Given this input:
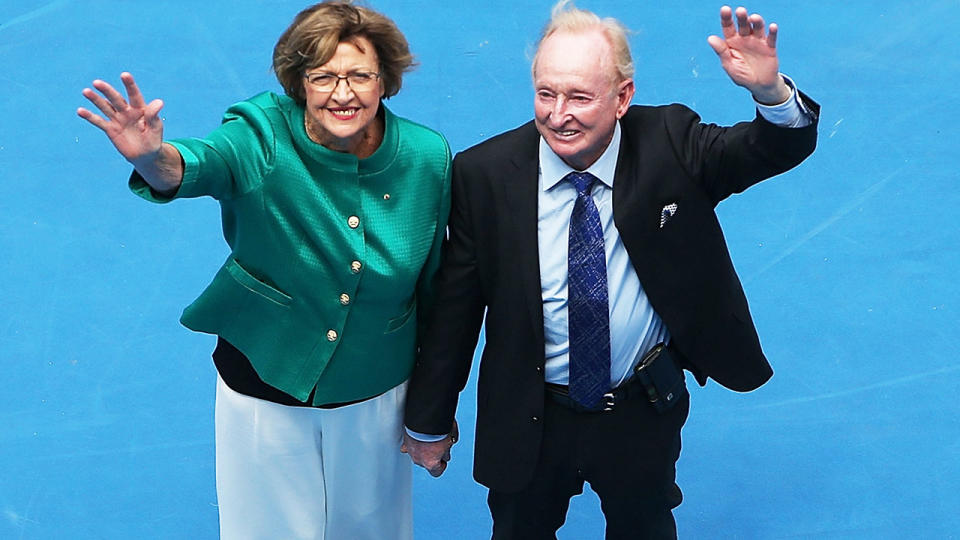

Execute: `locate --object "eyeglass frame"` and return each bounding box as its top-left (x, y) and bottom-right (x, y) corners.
top-left (303, 70), bottom-right (382, 92)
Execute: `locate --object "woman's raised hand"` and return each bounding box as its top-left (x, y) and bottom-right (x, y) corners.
top-left (78, 72), bottom-right (182, 193)
top-left (77, 72), bottom-right (166, 165)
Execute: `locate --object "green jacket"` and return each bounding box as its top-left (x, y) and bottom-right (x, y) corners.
top-left (131, 92), bottom-right (451, 404)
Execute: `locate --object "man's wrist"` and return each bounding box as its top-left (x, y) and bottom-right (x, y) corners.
top-left (754, 74), bottom-right (813, 128)
top-left (751, 74), bottom-right (792, 106)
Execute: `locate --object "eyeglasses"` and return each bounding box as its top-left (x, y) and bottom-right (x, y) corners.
top-left (304, 71), bottom-right (381, 92)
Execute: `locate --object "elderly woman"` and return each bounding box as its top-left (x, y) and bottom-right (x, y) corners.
top-left (77, 2), bottom-right (450, 538)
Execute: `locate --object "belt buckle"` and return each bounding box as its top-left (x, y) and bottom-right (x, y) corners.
top-left (601, 391), bottom-right (616, 412)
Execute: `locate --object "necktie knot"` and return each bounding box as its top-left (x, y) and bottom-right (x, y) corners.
top-left (565, 171), bottom-right (598, 197)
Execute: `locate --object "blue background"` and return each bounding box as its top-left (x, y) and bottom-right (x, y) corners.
top-left (1, 1), bottom-right (957, 538)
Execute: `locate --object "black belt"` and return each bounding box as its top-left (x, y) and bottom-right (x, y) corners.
top-left (545, 376), bottom-right (649, 412)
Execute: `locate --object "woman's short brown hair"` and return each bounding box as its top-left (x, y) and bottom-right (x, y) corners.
top-left (273, 1), bottom-right (414, 105)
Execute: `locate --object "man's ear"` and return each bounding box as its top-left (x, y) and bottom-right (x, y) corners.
top-left (616, 78), bottom-right (635, 119)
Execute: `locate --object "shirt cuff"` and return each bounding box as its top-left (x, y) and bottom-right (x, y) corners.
top-left (755, 74), bottom-right (814, 128)
top-left (405, 427), bottom-right (448, 443)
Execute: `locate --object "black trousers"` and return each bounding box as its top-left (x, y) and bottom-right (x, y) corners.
top-left (487, 380), bottom-right (689, 540)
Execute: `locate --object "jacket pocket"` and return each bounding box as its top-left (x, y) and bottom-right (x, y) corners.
top-left (224, 258), bottom-right (292, 306)
top-left (385, 298), bottom-right (417, 334)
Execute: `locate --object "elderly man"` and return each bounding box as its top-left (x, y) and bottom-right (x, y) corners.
top-left (403, 2), bottom-right (818, 538)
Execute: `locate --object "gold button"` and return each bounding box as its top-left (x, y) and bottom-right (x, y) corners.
top-left (383, 193), bottom-right (391, 200)
top-left (326, 330), bottom-right (338, 342)
top-left (339, 293), bottom-right (351, 306)
top-left (348, 216), bottom-right (360, 228)
top-left (350, 261), bottom-right (362, 274)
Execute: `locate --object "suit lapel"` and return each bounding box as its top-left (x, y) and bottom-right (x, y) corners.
top-left (612, 114), bottom-right (658, 238)
top-left (499, 128), bottom-right (546, 348)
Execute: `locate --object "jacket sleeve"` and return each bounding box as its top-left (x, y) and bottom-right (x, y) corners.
top-left (404, 151), bottom-right (487, 436)
top-left (129, 97), bottom-right (278, 203)
top-left (663, 91), bottom-right (820, 206)
top-left (414, 140), bottom-right (453, 345)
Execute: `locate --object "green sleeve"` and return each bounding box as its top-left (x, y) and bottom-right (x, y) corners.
top-left (415, 140), bottom-right (453, 344)
top-left (129, 96), bottom-right (278, 203)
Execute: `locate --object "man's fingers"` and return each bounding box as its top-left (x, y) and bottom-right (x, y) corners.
top-left (719, 5), bottom-right (736, 38)
top-left (720, 6), bottom-right (777, 45)
top-left (428, 461), bottom-right (447, 477)
top-left (707, 35), bottom-right (728, 57)
top-left (766, 23), bottom-right (778, 48)
top-left (735, 7), bottom-right (750, 36)
top-left (749, 14), bottom-right (765, 37)
top-left (402, 435), bottom-right (454, 477)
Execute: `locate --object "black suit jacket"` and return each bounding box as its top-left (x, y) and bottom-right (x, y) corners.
top-left (406, 98), bottom-right (820, 492)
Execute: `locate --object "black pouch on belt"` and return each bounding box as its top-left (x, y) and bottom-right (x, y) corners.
top-left (633, 343), bottom-right (687, 413)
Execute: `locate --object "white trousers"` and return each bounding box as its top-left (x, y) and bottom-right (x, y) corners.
top-left (214, 375), bottom-right (412, 540)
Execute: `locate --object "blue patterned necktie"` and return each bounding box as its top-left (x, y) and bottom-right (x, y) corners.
top-left (565, 171), bottom-right (611, 408)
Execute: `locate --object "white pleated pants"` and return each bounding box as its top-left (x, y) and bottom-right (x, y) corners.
top-left (214, 375), bottom-right (412, 540)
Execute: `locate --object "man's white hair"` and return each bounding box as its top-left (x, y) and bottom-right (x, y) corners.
top-left (532, 0), bottom-right (635, 82)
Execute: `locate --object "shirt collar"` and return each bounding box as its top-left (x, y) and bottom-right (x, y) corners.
top-left (539, 120), bottom-right (621, 192)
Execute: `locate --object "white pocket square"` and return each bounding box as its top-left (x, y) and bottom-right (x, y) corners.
top-left (660, 203), bottom-right (678, 228)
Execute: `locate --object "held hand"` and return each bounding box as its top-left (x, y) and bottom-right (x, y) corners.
top-left (77, 72), bottom-right (165, 167)
top-left (401, 420), bottom-right (459, 478)
top-left (707, 6), bottom-right (791, 105)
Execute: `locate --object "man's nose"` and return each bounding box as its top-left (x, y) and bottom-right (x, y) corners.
top-left (550, 96), bottom-right (569, 123)
top-left (553, 95), bottom-right (568, 116)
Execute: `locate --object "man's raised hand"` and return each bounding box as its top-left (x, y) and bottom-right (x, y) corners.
top-left (707, 6), bottom-right (791, 105)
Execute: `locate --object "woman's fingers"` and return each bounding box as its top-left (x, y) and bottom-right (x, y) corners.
top-left (121, 72), bottom-right (147, 109)
top-left (79, 74), bottom-right (162, 132)
top-left (92, 78), bottom-right (131, 114)
top-left (81, 86), bottom-right (120, 119)
top-left (76, 106), bottom-right (110, 132)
